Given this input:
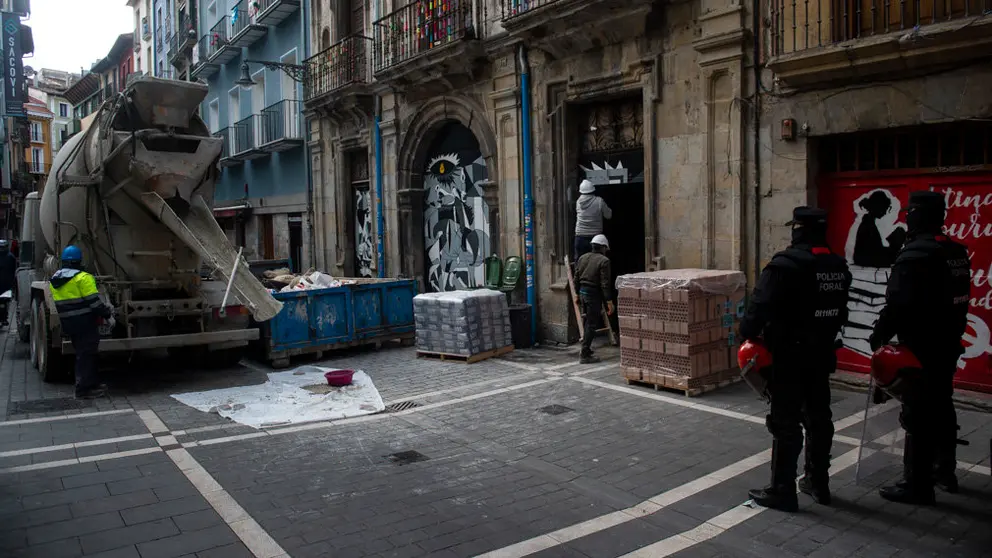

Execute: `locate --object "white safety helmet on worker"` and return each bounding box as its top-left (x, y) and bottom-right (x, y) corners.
top-left (579, 179), bottom-right (596, 195)
top-left (591, 234), bottom-right (610, 250)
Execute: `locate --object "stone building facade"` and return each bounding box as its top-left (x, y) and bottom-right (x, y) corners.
top-left (303, 0), bottom-right (992, 360)
top-left (305, 0), bottom-right (753, 342)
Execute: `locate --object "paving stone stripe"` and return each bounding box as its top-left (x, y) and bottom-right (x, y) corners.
top-left (0, 447), bottom-right (163, 474)
top-left (0, 434), bottom-right (154, 458)
top-left (474, 408), bottom-right (868, 558)
top-left (618, 434), bottom-right (893, 558)
top-left (135, 409), bottom-right (288, 558)
top-left (0, 409), bottom-right (135, 426)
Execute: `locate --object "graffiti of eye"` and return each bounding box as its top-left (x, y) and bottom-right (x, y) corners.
top-left (428, 153), bottom-right (460, 175)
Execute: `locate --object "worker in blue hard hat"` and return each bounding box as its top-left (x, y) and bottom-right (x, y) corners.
top-left (49, 245), bottom-right (115, 399)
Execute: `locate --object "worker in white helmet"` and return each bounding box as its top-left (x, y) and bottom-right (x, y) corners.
top-left (574, 234), bottom-right (614, 363)
top-left (574, 179), bottom-right (612, 261)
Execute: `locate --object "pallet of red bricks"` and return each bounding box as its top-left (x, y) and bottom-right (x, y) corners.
top-left (616, 269), bottom-right (747, 396)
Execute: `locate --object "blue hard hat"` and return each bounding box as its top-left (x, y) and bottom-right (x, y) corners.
top-left (61, 245), bottom-right (82, 263)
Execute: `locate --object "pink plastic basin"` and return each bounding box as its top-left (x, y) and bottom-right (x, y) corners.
top-left (324, 369), bottom-right (355, 386)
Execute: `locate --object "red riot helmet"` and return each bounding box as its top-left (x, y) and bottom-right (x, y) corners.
top-left (870, 345), bottom-right (922, 402)
top-left (738, 340), bottom-right (773, 372)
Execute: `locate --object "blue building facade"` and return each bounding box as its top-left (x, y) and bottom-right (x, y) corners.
top-left (193, 0), bottom-right (309, 270)
top-left (153, 0), bottom-right (173, 77)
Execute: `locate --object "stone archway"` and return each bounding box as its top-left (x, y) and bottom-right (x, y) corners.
top-left (395, 96), bottom-right (500, 290)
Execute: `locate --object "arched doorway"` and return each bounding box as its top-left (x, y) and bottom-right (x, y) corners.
top-left (421, 122), bottom-right (491, 292)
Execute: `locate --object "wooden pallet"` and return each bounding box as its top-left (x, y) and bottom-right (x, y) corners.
top-left (416, 345), bottom-right (515, 364)
top-left (622, 366), bottom-right (742, 397)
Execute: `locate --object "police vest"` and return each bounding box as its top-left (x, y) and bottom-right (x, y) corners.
top-left (768, 245), bottom-right (851, 346)
top-left (896, 233), bottom-right (971, 343)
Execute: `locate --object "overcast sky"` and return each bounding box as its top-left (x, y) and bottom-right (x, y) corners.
top-left (22, 0), bottom-right (133, 74)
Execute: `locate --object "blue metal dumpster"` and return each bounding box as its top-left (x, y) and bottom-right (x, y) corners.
top-left (256, 278), bottom-right (416, 367)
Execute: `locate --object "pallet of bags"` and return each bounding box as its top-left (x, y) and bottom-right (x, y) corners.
top-left (414, 290), bottom-right (514, 363)
top-left (616, 269), bottom-right (747, 396)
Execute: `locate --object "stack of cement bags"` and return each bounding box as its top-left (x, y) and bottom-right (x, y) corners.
top-left (414, 290), bottom-right (513, 356)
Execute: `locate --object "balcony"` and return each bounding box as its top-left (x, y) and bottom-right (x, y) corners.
top-left (27, 161), bottom-right (51, 175)
top-left (254, 0), bottom-right (300, 27)
top-left (169, 14), bottom-right (196, 66)
top-left (30, 129), bottom-right (43, 143)
top-left (229, 2), bottom-right (267, 49)
top-left (155, 25), bottom-right (164, 51)
top-left (373, 0), bottom-right (483, 93)
top-left (232, 115), bottom-right (267, 161)
top-left (303, 34), bottom-right (372, 105)
top-left (769, 0), bottom-right (992, 89)
top-left (207, 16), bottom-right (238, 65)
top-left (215, 127), bottom-right (240, 167)
top-left (258, 100), bottom-right (304, 152)
top-left (142, 17), bottom-right (151, 39)
top-left (498, 0), bottom-right (654, 59)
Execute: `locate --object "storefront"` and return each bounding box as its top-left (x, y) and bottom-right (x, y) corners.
top-left (817, 122), bottom-right (992, 393)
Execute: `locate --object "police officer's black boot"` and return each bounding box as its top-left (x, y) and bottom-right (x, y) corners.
top-left (934, 426), bottom-right (959, 493)
top-left (879, 434), bottom-right (936, 505)
top-left (748, 441), bottom-right (799, 512)
top-left (798, 444), bottom-right (831, 505)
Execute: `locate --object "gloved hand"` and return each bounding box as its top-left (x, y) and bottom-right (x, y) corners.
top-left (606, 301), bottom-right (615, 316)
top-left (868, 333), bottom-right (883, 352)
top-left (106, 316), bottom-right (116, 330)
top-left (871, 384), bottom-right (891, 405)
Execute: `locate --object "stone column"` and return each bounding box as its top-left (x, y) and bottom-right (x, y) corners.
top-left (396, 188), bottom-right (423, 290)
top-left (476, 178), bottom-right (500, 257)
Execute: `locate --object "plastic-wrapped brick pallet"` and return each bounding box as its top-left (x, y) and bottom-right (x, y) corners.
top-left (616, 269), bottom-right (747, 394)
top-left (414, 289), bottom-right (513, 357)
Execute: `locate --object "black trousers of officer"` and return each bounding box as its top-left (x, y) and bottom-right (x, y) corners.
top-left (579, 289), bottom-right (602, 357)
top-left (899, 349), bottom-right (958, 487)
top-left (63, 316), bottom-right (102, 394)
top-left (766, 347), bottom-right (835, 484)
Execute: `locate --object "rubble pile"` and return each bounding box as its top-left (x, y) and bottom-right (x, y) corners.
top-left (414, 290), bottom-right (513, 357)
top-left (261, 268), bottom-right (356, 293)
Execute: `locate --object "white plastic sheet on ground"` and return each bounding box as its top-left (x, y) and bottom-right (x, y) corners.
top-left (171, 366), bottom-right (385, 429)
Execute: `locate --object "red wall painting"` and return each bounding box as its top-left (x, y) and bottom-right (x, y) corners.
top-left (819, 173), bottom-right (992, 394)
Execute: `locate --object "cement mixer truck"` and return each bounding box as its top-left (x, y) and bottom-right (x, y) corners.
top-left (15, 76), bottom-right (283, 382)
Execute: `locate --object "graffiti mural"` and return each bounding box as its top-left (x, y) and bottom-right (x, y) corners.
top-left (421, 123), bottom-right (490, 292)
top-left (354, 187), bottom-right (374, 278)
top-left (822, 177), bottom-right (992, 393)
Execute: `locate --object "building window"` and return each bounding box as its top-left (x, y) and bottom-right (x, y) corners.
top-left (30, 122), bottom-right (42, 143)
top-left (59, 103), bottom-right (68, 117)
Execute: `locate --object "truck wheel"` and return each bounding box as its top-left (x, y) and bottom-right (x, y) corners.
top-left (33, 299), bottom-right (67, 383)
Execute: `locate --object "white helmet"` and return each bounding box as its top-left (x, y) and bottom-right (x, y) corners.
top-left (591, 234), bottom-right (609, 250)
top-left (579, 179), bottom-right (596, 194)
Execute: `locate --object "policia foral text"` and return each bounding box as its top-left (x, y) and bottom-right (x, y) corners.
top-left (49, 245), bottom-right (115, 399)
top-left (869, 191), bottom-right (971, 505)
top-left (739, 207), bottom-right (853, 511)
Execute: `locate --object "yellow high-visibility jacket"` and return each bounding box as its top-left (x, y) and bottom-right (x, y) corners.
top-left (49, 269), bottom-right (111, 320)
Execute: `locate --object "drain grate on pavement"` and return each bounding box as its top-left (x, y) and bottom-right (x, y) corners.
top-left (538, 404), bottom-right (574, 416)
top-left (386, 450), bottom-right (430, 465)
top-left (382, 401), bottom-right (422, 413)
top-left (8, 398), bottom-right (93, 415)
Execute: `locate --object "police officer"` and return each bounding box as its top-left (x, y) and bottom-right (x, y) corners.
top-left (869, 191), bottom-right (970, 505)
top-left (739, 207), bottom-right (851, 511)
top-left (49, 246), bottom-right (115, 399)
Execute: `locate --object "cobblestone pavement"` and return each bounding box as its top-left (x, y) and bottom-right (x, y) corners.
top-left (1, 328), bottom-right (990, 558)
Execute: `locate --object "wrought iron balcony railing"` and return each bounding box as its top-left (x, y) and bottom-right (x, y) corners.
top-left (27, 160), bottom-right (51, 174)
top-left (373, 0), bottom-right (473, 73)
top-left (259, 100), bottom-right (303, 145)
top-left (233, 115), bottom-right (259, 155)
top-left (142, 17), bottom-right (151, 39)
top-left (303, 34), bottom-right (371, 101)
top-left (206, 16), bottom-right (231, 59)
top-left (156, 25), bottom-right (164, 50)
top-left (501, 0), bottom-right (559, 18)
top-left (773, 0), bottom-right (992, 55)
top-left (30, 129), bottom-right (43, 143)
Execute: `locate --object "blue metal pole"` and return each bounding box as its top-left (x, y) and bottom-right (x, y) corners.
top-left (518, 46), bottom-right (536, 346)
top-left (374, 96), bottom-right (386, 278)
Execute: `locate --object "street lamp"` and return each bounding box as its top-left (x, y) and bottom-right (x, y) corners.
top-left (235, 60), bottom-right (306, 87)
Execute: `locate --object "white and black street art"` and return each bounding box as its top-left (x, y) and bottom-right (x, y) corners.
top-left (354, 187), bottom-right (374, 278)
top-left (841, 189), bottom-right (908, 357)
top-left (422, 128), bottom-right (491, 292)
